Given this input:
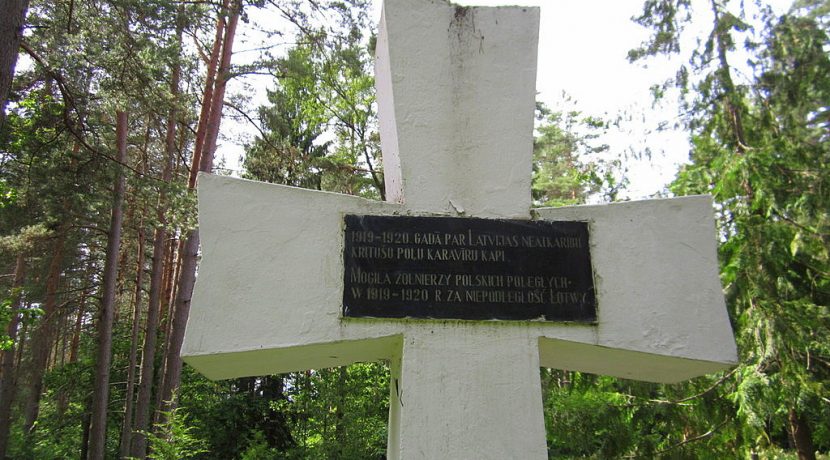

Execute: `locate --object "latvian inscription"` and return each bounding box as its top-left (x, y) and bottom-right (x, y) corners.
top-left (342, 215), bottom-right (596, 322)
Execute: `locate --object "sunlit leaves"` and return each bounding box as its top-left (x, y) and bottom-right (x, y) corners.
top-left (531, 105), bottom-right (622, 207)
top-left (667, 2), bottom-right (830, 455)
top-left (243, 17), bottom-right (382, 198)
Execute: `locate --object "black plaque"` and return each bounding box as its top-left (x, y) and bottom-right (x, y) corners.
top-left (342, 214), bottom-right (596, 322)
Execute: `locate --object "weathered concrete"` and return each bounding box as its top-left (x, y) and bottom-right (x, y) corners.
top-left (184, 174), bottom-right (736, 458)
top-left (185, 177), bottom-right (735, 384)
top-left (376, 0), bottom-right (537, 217)
top-left (183, 1), bottom-right (737, 458)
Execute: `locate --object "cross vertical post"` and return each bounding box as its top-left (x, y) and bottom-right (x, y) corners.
top-left (183, 1), bottom-right (737, 458)
top-left (375, 1), bottom-right (549, 456)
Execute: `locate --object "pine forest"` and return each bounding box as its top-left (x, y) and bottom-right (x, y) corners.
top-left (0, 0), bottom-right (827, 458)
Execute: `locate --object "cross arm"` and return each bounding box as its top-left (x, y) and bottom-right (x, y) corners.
top-left (535, 195), bottom-right (738, 383)
top-left (182, 174), bottom-right (404, 379)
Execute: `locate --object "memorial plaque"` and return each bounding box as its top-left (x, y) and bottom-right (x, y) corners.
top-left (342, 214), bottom-right (596, 322)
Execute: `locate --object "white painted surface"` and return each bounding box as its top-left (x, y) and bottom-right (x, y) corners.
top-left (185, 176), bottom-right (735, 383)
top-left (376, 0), bottom-right (538, 217)
top-left (184, 175), bottom-right (736, 458)
top-left (389, 329), bottom-right (548, 459)
top-left (183, 1), bottom-right (737, 458)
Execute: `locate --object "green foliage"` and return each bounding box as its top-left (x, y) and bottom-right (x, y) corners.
top-left (540, 1), bottom-right (829, 458)
top-left (628, 0), bottom-right (830, 457)
top-left (0, 224), bottom-right (50, 254)
top-left (0, 299), bottom-right (11, 351)
top-left (238, 430), bottom-right (285, 460)
top-left (8, 333), bottom-right (96, 459)
top-left (1, 0), bottom-right (394, 459)
top-left (243, 10), bottom-right (383, 198)
top-left (280, 363), bottom-right (389, 459)
top-left (544, 373), bottom-right (634, 458)
top-left (5, 0), bottom-right (827, 458)
top-left (532, 104), bottom-right (624, 206)
top-left (0, 179), bottom-right (17, 209)
top-left (670, 10), bottom-right (830, 454)
top-left (144, 406), bottom-right (208, 460)
top-left (177, 369), bottom-right (295, 459)
top-left (176, 362), bottom-right (388, 459)
top-left (628, 0), bottom-right (692, 61)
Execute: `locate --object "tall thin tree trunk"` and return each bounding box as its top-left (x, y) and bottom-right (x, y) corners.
top-left (88, 110), bottom-right (129, 460)
top-left (51, 308), bottom-right (66, 369)
top-left (14, 318), bottom-right (27, 373)
top-left (21, 133), bottom-right (76, 436)
top-left (0, 0), bottom-right (29, 127)
top-left (334, 366), bottom-right (347, 459)
top-left (158, 231), bottom-right (198, 412)
top-left (157, 237), bottom-right (177, 345)
top-left (152, 238), bottom-right (180, 425)
top-left (56, 303), bottom-right (72, 418)
top-left (130, 111), bottom-right (176, 460)
top-left (80, 395), bottom-right (92, 460)
top-left (22, 231), bottom-right (66, 434)
top-left (119, 224), bottom-right (145, 459)
top-left (187, 0), bottom-right (227, 190)
top-left (69, 270), bottom-right (89, 364)
top-left (0, 253), bottom-right (26, 457)
top-left (197, 0), bottom-right (239, 174)
top-left (788, 408), bottom-right (815, 460)
top-left (160, 0), bottom-right (241, 415)
top-left (129, 14), bottom-right (183, 456)
top-left (59, 307), bottom-right (69, 367)
top-left (129, 173), bottom-right (166, 455)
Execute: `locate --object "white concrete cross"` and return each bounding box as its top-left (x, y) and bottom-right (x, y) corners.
top-left (182, 1), bottom-right (737, 458)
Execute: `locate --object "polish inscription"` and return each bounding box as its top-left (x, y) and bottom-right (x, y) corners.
top-left (342, 215), bottom-right (596, 322)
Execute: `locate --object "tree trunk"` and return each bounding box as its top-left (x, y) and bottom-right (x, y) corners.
top-left (119, 224), bottom-right (145, 459)
top-left (88, 110), bottom-right (129, 460)
top-left (710, 1), bottom-right (748, 156)
top-left (788, 408), bottom-right (815, 460)
top-left (161, 236), bottom-right (177, 319)
top-left (129, 16), bottom-right (183, 454)
top-left (68, 269), bottom-right (89, 364)
top-left (187, 0), bottom-right (227, 190)
top-left (130, 138), bottom-right (173, 460)
top-left (80, 396), bottom-right (92, 460)
top-left (157, 236), bottom-right (178, 348)
top-left (160, 0), bottom-right (241, 415)
top-left (0, 253), bottom-right (26, 458)
top-left (152, 238), bottom-right (180, 426)
top-left (0, 0), bottom-right (29, 127)
top-left (197, 0), bottom-right (239, 174)
top-left (14, 318), bottom-right (27, 375)
top-left (158, 230), bottom-right (198, 413)
top-left (50, 307), bottom-right (66, 369)
top-left (22, 231), bottom-right (66, 435)
top-left (334, 366), bottom-right (347, 459)
top-left (56, 299), bottom-right (73, 417)
top-left (58, 307), bottom-right (69, 367)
